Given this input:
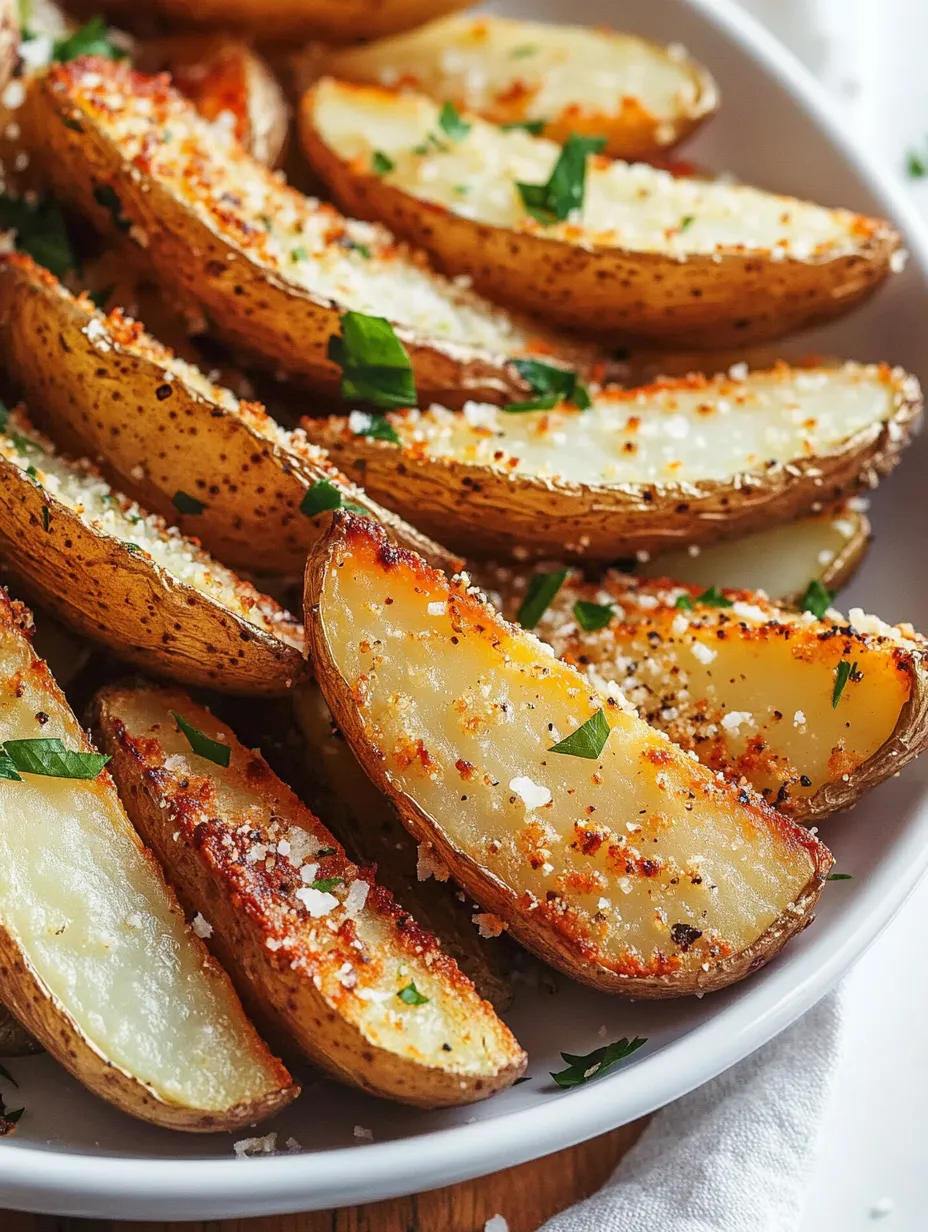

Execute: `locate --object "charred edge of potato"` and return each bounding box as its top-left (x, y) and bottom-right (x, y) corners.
top-left (133, 35), bottom-right (289, 167)
top-left (0, 1000), bottom-right (42, 1056)
top-left (0, 590), bottom-right (296, 1129)
top-left (299, 82), bottom-right (901, 348)
top-left (0, 411), bottom-right (307, 695)
top-left (23, 59), bottom-right (596, 408)
top-left (91, 682), bottom-right (526, 1107)
top-left (300, 375), bottom-right (921, 563)
top-left (291, 681), bottom-right (514, 1011)
top-left (305, 513), bottom-right (833, 999)
top-left (0, 252), bottom-right (462, 576)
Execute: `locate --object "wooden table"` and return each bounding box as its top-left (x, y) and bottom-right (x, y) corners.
top-left (1, 1121), bottom-right (646, 1232)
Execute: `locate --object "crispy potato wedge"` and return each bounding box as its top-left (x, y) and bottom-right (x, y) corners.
top-left (301, 79), bottom-right (901, 346)
top-left (135, 35), bottom-right (288, 166)
top-left (23, 58), bottom-right (597, 407)
top-left (305, 514), bottom-right (832, 997)
top-left (0, 591), bottom-right (295, 1128)
top-left (327, 14), bottom-right (718, 161)
top-left (293, 681), bottom-right (513, 1011)
top-left (0, 407), bottom-right (306, 693)
top-left (0, 1002), bottom-right (40, 1056)
top-left (303, 364), bottom-right (921, 562)
top-left (0, 252), bottom-right (460, 575)
top-left (92, 681), bottom-right (525, 1107)
top-left (488, 567), bottom-right (928, 823)
top-left (638, 501), bottom-right (870, 601)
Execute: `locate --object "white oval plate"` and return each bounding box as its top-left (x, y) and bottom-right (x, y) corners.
top-left (4, 0), bottom-right (928, 1219)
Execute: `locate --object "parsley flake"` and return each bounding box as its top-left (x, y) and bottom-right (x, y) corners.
top-left (679, 214), bottom-right (696, 232)
top-left (517, 569), bottom-right (568, 629)
top-left (170, 712), bottom-right (231, 768)
top-left (299, 479), bottom-right (344, 518)
top-left (828, 872), bottom-right (853, 880)
top-left (327, 311), bottom-right (417, 410)
top-left (572, 600), bottom-right (614, 632)
top-left (371, 150), bottom-right (395, 175)
top-left (0, 739), bottom-right (109, 780)
top-left (695, 586), bottom-right (733, 608)
top-left (502, 358), bottom-right (590, 413)
top-left (832, 660), bottom-right (858, 709)
top-left (800, 578), bottom-right (834, 620)
top-left (353, 413), bottom-right (400, 444)
top-left (311, 876), bottom-right (344, 893)
top-left (438, 100), bottom-right (471, 141)
top-left (397, 981), bottom-right (430, 1006)
top-left (53, 15), bottom-right (128, 62)
top-left (510, 44), bottom-right (537, 58)
top-left (674, 593), bottom-right (694, 611)
top-left (501, 119), bottom-right (547, 136)
top-left (551, 1035), bottom-right (647, 1087)
top-left (171, 490), bottom-right (205, 515)
top-left (548, 709), bottom-right (611, 760)
top-left (0, 192), bottom-right (77, 280)
top-left (908, 148), bottom-right (928, 179)
top-left (516, 134), bottom-right (606, 225)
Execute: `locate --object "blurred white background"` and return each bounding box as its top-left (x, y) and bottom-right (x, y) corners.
top-left (736, 4), bottom-right (928, 1226)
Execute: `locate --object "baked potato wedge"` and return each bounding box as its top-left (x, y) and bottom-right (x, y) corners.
top-left (0, 252), bottom-right (460, 575)
top-left (135, 35), bottom-right (288, 166)
top-left (92, 681), bottom-right (526, 1107)
top-left (0, 590), bottom-right (295, 1128)
top-left (23, 58), bottom-right (597, 407)
top-left (293, 681), bottom-right (513, 1011)
top-left (0, 407), bottom-right (306, 693)
top-left (301, 79), bottom-right (902, 346)
top-left (326, 14), bottom-right (718, 161)
top-left (638, 501), bottom-right (870, 602)
top-left (488, 567), bottom-right (928, 824)
top-left (303, 363), bottom-right (920, 562)
top-left (305, 513), bottom-right (832, 997)
top-left (0, 1003), bottom-right (40, 1056)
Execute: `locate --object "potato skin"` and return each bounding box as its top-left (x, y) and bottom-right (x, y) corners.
top-left (301, 378), bottom-right (921, 563)
top-left (301, 97), bottom-right (901, 348)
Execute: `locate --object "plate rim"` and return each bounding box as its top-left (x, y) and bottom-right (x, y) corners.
top-left (5, 0), bottom-right (928, 1217)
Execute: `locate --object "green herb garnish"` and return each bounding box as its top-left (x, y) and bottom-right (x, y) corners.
top-left (0, 739), bottom-right (109, 781)
top-left (353, 413), bottom-right (401, 444)
top-left (0, 192), bottom-right (77, 280)
top-left (87, 284), bottom-right (114, 311)
top-left (327, 311), bottom-right (417, 411)
top-left (170, 712), bottom-right (231, 768)
top-left (679, 214), bottom-right (696, 232)
top-left (397, 981), bottom-right (430, 1006)
top-left (310, 877), bottom-right (344, 893)
top-left (290, 245), bottom-right (308, 263)
top-left (516, 569), bottom-right (568, 629)
top-left (674, 593), bottom-right (694, 611)
top-left (299, 479), bottom-right (343, 518)
top-left (551, 1035), bottom-right (647, 1087)
top-left (800, 578), bottom-right (834, 620)
top-left (171, 490), bottom-right (205, 516)
top-left (695, 586), bottom-right (733, 608)
top-left (53, 15), bottom-right (128, 62)
top-left (828, 872), bottom-right (853, 880)
top-left (908, 148), bottom-right (927, 179)
top-left (516, 134), bottom-right (606, 225)
top-left (548, 709), bottom-right (611, 760)
top-left (93, 183), bottom-right (131, 233)
top-left (371, 150), bottom-right (395, 175)
top-left (572, 600), bottom-right (614, 632)
top-left (501, 119), bottom-right (547, 136)
top-left (510, 44), bottom-right (537, 58)
top-left (832, 660), bottom-right (858, 709)
top-left (501, 358), bottom-right (590, 414)
top-left (438, 100), bottom-right (471, 142)
top-left (342, 238), bottom-right (372, 258)
top-left (0, 1063), bottom-right (17, 1087)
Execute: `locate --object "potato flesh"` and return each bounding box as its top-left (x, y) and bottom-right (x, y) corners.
top-left (380, 366), bottom-right (907, 486)
top-left (331, 15), bottom-right (707, 132)
top-left (0, 628), bottom-right (279, 1111)
top-left (523, 575), bottom-right (914, 813)
top-left (309, 79), bottom-right (868, 255)
top-left (319, 536), bottom-right (821, 977)
top-left (638, 504), bottom-right (868, 599)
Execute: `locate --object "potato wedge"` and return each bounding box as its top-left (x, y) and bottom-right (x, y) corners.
top-left (0, 591), bottom-right (295, 1128)
top-left (301, 79), bottom-right (901, 346)
top-left (92, 681), bottom-right (526, 1107)
top-left (487, 566), bottom-right (928, 823)
top-left (23, 58), bottom-right (597, 407)
top-left (135, 35), bottom-right (288, 166)
top-left (637, 501), bottom-right (870, 601)
top-left (303, 364), bottom-right (920, 562)
top-left (327, 14), bottom-right (718, 161)
top-left (305, 514), bottom-right (832, 997)
top-left (292, 681), bottom-right (513, 1011)
top-left (0, 1002), bottom-right (40, 1056)
top-left (0, 407), bottom-right (306, 693)
top-left (0, 252), bottom-right (460, 575)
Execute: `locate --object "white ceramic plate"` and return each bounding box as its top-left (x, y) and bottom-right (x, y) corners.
top-left (4, 0), bottom-right (928, 1219)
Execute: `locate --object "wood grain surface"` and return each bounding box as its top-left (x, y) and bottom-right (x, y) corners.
top-left (1, 1120), bottom-right (647, 1232)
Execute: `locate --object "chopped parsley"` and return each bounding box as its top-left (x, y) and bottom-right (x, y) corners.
top-left (0, 192), bottom-right (77, 280)
top-left (551, 1035), bottom-right (647, 1087)
top-left (310, 876), bottom-right (344, 893)
top-left (53, 15), bottom-right (128, 62)
top-left (171, 490), bottom-right (205, 515)
top-left (170, 712), bottom-right (231, 768)
top-left (572, 600), bottom-right (614, 632)
top-left (516, 134), bottom-right (606, 225)
top-left (0, 739), bottom-right (109, 781)
top-left (397, 981), bottom-right (430, 1006)
top-left (828, 872), bottom-right (853, 881)
top-left (832, 660), bottom-right (858, 709)
top-left (679, 214), bottom-right (696, 232)
top-left (371, 150), bottom-right (395, 175)
top-left (516, 569), bottom-right (568, 629)
top-left (674, 593), bottom-right (694, 611)
top-left (438, 100), bottom-right (471, 142)
top-left (510, 44), bottom-right (537, 58)
top-left (501, 119), bottom-right (547, 136)
top-left (800, 578), bottom-right (834, 620)
top-left (300, 479), bottom-right (344, 518)
top-left (907, 147), bottom-right (928, 179)
top-left (327, 311), bottom-right (417, 411)
top-left (695, 586), bottom-right (733, 608)
top-left (502, 358), bottom-right (590, 413)
top-left (92, 183), bottom-right (131, 233)
top-left (342, 237), bottom-right (372, 259)
top-left (353, 412), bottom-right (400, 444)
top-left (548, 709), bottom-right (611, 760)
top-left (290, 245), bottom-right (309, 263)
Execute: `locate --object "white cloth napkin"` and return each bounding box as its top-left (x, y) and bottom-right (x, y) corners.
top-left (538, 991), bottom-right (844, 1232)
